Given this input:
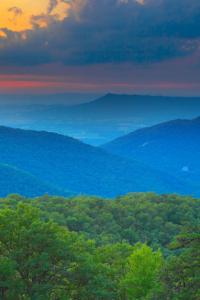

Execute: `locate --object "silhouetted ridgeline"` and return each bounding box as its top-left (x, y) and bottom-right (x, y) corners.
top-left (1, 93), bottom-right (200, 144)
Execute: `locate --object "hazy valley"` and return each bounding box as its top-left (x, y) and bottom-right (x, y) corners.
top-left (0, 100), bottom-right (199, 198)
top-left (1, 93), bottom-right (200, 145)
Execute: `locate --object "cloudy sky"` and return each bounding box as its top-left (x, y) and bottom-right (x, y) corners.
top-left (1, 0), bottom-right (200, 96)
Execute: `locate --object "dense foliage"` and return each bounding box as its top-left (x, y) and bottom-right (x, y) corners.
top-left (0, 192), bottom-right (199, 299)
top-left (1, 192), bottom-right (198, 252)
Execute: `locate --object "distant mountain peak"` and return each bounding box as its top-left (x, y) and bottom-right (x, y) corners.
top-left (102, 93), bottom-right (142, 99)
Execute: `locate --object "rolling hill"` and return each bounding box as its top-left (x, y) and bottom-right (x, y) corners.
top-left (0, 126), bottom-right (194, 197)
top-left (102, 117), bottom-right (200, 191)
top-left (0, 163), bottom-right (62, 197)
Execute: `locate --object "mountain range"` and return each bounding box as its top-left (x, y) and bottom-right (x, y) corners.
top-left (0, 93), bottom-right (200, 197)
top-left (0, 125), bottom-right (196, 198)
top-left (1, 93), bottom-right (200, 145)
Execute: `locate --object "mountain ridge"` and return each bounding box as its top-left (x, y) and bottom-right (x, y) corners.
top-left (0, 125), bottom-right (196, 197)
top-left (102, 116), bottom-right (200, 192)
top-left (0, 163), bottom-right (64, 197)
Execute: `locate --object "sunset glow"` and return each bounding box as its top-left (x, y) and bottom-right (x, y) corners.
top-left (0, 0), bottom-right (200, 94)
top-left (0, 0), bottom-right (69, 32)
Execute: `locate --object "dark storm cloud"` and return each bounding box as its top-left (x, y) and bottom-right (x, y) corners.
top-left (1, 0), bottom-right (200, 66)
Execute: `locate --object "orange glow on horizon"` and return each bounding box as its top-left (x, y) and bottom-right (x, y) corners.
top-left (0, 74), bottom-right (200, 95)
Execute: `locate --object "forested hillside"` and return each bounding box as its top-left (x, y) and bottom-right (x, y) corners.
top-left (0, 163), bottom-right (63, 197)
top-left (0, 126), bottom-right (193, 197)
top-left (0, 193), bottom-right (199, 299)
top-left (103, 117), bottom-right (200, 194)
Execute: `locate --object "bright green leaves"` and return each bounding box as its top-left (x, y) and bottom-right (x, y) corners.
top-left (121, 244), bottom-right (163, 300)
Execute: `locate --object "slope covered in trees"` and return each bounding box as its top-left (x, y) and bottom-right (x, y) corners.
top-left (0, 193), bottom-right (199, 299)
top-left (0, 163), bottom-right (62, 197)
top-left (0, 126), bottom-right (193, 197)
top-left (103, 117), bottom-right (200, 195)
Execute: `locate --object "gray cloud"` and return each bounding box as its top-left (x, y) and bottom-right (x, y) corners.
top-left (1, 0), bottom-right (200, 67)
top-left (47, 0), bottom-right (58, 13)
top-left (8, 6), bottom-right (23, 17)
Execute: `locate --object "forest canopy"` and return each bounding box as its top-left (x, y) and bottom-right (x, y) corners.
top-left (0, 192), bottom-right (199, 299)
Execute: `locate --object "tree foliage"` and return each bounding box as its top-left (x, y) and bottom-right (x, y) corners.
top-left (121, 244), bottom-right (163, 300)
top-left (0, 193), bottom-right (199, 299)
top-left (161, 227), bottom-right (200, 300)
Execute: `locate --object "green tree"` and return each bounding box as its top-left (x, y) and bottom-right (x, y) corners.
top-left (121, 243), bottom-right (163, 300)
top-left (161, 227), bottom-right (200, 300)
top-left (0, 203), bottom-right (91, 299)
top-left (90, 243), bottom-right (133, 300)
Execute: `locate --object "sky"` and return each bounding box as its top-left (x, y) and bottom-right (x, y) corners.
top-left (1, 0), bottom-right (200, 97)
